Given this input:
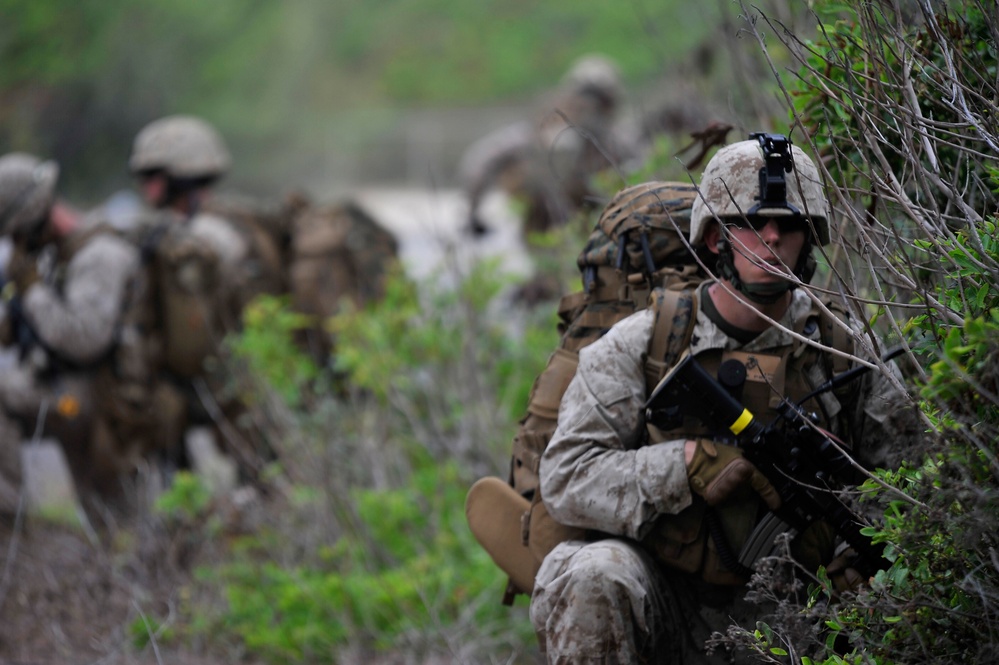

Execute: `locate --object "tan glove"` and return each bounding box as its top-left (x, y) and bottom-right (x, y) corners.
top-left (687, 438), bottom-right (782, 510)
top-left (5, 246), bottom-right (39, 294)
top-left (793, 519), bottom-right (837, 573)
top-left (826, 548), bottom-right (865, 593)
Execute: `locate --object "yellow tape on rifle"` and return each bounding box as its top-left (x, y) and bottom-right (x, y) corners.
top-left (730, 409), bottom-right (753, 435)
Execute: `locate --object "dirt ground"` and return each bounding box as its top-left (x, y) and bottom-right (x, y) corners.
top-left (0, 494), bottom-right (259, 665)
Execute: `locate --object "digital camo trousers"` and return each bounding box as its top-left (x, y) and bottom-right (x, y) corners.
top-left (530, 538), bottom-right (763, 665)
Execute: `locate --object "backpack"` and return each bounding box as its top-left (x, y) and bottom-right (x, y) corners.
top-left (202, 190), bottom-right (308, 309)
top-left (51, 217), bottom-right (187, 489)
top-left (287, 200), bottom-right (400, 361)
top-left (466, 181), bottom-right (705, 604)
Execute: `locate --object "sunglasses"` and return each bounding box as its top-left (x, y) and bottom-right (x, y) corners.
top-left (723, 215), bottom-right (808, 235)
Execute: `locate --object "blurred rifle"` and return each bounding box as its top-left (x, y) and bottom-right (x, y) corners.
top-left (644, 349), bottom-right (903, 578)
top-left (0, 237), bottom-right (41, 357)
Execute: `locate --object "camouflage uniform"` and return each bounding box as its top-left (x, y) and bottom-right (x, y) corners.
top-left (530, 288), bottom-right (914, 662)
top-left (529, 137), bottom-right (921, 663)
top-left (128, 115), bottom-right (305, 483)
top-left (0, 153), bottom-right (146, 503)
top-left (459, 54), bottom-right (637, 236)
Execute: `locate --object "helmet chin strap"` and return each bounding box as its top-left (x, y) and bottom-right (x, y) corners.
top-left (716, 238), bottom-right (814, 305)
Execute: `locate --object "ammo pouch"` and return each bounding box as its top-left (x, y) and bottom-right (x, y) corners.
top-left (641, 497), bottom-right (759, 586)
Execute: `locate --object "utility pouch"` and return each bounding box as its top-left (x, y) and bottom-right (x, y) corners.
top-left (641, 501), bottom-right (708, 574)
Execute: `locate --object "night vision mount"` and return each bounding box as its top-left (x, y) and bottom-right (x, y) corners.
top-left (747, 132), bottom-right (800, 217)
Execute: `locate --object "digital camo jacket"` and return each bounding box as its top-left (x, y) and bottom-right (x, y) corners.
top-left (539, 285), bottom-right (920, 542)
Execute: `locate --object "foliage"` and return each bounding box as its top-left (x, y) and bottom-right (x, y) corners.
top-left (723, 2), bottom-right (999, 662)
top-left (206, 458), bottom-right (534, 662)
top-left (169, 259), bottom-right (557, 661)
top-left (0, 0), bottom-right (735, 201)
top-left (328, 257), bottom-right (560, 426)
top-left (154, 471), bottom-right (212, 523)
top-left (229, 294), bottom-right (319, 408)
top-left (0, 0), bottom-right (716, 105)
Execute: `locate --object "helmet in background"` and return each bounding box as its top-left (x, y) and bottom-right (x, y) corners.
top-left (690, 136), bottom-right (829, 247)
top-left (561, 54), bottom-right (624, 106)
top-left (0, 153), bottom-right (59, 236)
top-left (129, 115), bottom-right (231, 180)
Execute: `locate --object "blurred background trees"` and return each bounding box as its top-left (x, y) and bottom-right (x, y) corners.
top-left (0, 0), bottom-right (817, 201)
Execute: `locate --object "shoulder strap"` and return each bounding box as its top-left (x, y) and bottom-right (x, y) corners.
top-left (816, 298), bottom-right (855, 376)
top-left (644, 285), bottom-right (699, 395)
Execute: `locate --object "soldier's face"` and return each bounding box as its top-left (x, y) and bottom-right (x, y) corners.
top-left (137, 173), bottom-right (167, 208)
top-left (729, 217), bottom-right (806, 284)
top-left (707, 217), bottom-right (807, 285)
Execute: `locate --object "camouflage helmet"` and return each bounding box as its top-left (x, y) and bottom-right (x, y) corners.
top-left (561, 54), bottom-right (624, 104)
top-left (0, 152), bottom-right (59, 236)
top-left (690, 136), bottom-right (829, 247)
top-left (129, 115), bottom-right (231, 179)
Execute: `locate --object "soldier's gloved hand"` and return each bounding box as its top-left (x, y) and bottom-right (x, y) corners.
top-left (826, 547), bottom-right (865, 593)
top-left (5, 249), bottom-right (39, 294)
top-left (686, 438), bottom-right (782, 510)
top-left (793, 519), bottom-right (836, 573)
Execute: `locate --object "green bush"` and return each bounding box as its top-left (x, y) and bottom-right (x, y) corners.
top-left (179, 259), bottom-right (558, 661)
top-left (211, 458), bottom-right (534, 662)
top-left (721, 2), bottom-right (999, 662)
top-left (229, 294), bottom-right (320, 408)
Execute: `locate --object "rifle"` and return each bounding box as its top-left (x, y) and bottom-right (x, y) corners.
top-left (644, 349), bottom-right (903, 578)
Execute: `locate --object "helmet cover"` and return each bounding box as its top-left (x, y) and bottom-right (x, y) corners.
top-left (561, 54), bottom-right (624, 103)
top-left (0, 152), bottom-right (59, 236)
top-left (129, 115), bottom-right (231, 179)
top-left (690, 137), bottom-right (829, 247)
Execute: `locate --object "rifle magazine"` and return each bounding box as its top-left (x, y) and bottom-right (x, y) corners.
top-left (738, 512), bottom-right (797, 570)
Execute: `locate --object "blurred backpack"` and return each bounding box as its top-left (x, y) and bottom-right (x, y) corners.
top-left (202, 190), bottom-right (310, 308)
top-left (287, 200), bottom-right (400, 362)
top-left (466, 180), bottom-right (708, 604)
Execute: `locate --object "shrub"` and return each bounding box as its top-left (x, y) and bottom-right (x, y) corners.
top-left (725, 2), bottom-right (999, 662)
top-left (179, 259), bottom-right (560, 662)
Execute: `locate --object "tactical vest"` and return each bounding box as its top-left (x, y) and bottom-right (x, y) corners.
top-left (469, 182), bottom-right (704, 604)
top-left (55, 220), bottom-right (185, 484)
top-left (511, 182), bottom-right (702, 500)
top-left (640, 284), bottom-right (856, 586)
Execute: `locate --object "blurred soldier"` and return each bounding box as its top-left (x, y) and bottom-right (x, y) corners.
top-left (458, 53), bottom-right (638, 237)
top-left (0, 153), bottom-right (165, 504)
top-left (130, 114), bottom-right (267, 335)
top-left (128, 114), bottom-right (298, 484)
